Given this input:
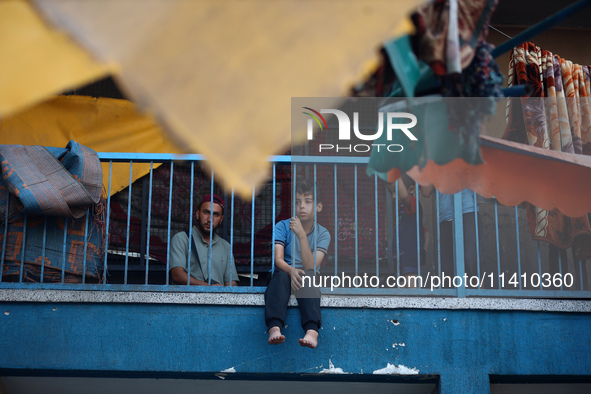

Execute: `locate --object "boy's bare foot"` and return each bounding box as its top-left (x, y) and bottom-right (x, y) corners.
top-left (298, 329), bottom-right (318, 349)
top-left (268, 326), bottom-right (285, 345)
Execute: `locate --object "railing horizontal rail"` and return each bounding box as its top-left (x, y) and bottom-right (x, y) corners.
top-left (0, 282), bottom-right (268, 293)
top-left (97, 153), bottom-right (371, 164)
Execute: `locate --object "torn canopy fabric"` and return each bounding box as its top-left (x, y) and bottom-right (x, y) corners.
top-left (404, 135), bottom-right (591, 220)
top-left (0, 95), bottom-right (182, 196)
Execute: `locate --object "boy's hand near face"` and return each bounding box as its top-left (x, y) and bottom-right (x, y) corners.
top-left (289, 216), bottom-right (306, 238)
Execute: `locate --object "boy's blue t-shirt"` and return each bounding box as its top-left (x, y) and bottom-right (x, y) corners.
top-left (274, 219), bottom-right (331, 270)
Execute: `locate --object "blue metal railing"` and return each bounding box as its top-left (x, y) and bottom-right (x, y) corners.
top-left (0, 152), bottom-right (589, 299)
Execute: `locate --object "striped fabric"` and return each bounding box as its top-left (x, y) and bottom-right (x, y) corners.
top-left (0, 141), bottom-right (104, 282)
top-left (0, 141), bottom-right (102, 219)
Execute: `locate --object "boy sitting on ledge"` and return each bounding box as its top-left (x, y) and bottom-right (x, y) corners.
top-left (265, 179), bottom-right (331, 349)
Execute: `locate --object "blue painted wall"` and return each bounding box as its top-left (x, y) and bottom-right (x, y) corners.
top-left (1, 302), bottom-right (590, 393)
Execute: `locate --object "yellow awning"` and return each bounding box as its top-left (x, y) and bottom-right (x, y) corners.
top-left (0, 95), bottom-right (181, 196)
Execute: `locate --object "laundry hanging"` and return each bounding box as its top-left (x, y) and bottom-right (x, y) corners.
top-left (357, 0), bottom-right (591, 221)
top-left (365, 0), bottom-right (502, 180)
top-left (503, 42), bottom-right (591, 258)
top-left (410, 0), bottom-right (499, 77)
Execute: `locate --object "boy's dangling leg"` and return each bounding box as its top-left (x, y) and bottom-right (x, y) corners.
top-left (296, 271), bottom-right (321, 348)
top-left (265, 270), bottom-right (291, 344)
top-left (297, 293), bottom-right (320, 348)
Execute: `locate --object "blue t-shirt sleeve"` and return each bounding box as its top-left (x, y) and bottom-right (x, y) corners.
top-left (316, 226), bottom-right (331, 254)
top-left (274, 220), bottom-right (288, 247)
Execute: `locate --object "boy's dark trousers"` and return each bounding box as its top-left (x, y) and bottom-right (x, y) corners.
top-left (265, 269), bottom-right (321, 332)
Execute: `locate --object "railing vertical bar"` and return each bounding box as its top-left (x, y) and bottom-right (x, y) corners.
top-left (271, 165), bottom-right (276, 275)
top-left (334, 165), bottom-right (338, 277)
top-left (1, 189), bottom-right (9, 282)
top-left (82, 210), bottom-right (89, 284)
top-left (40, 216), bottom-right (47, 283)
top-left (579, 259), bottom-right (584, 291)
top-left (395, 180), bottom-right (400, 278)
top-left (165, 162), bottom-right (174, 285)
top-left (374, 173), bottom-right (379, 278)
top-left (313, 164), bottom-right (318, 273)
top-left (436, 191), bottom-right (441, 281)
top-left (292, 164), bottom-right (297, 275)
top-left (385, 184), bottom-right (393, 276)
top-left (515, 206), bottom-right (522, 290)
top-left (537, 240), bottom-right (543, 290)
top-left (144, 162), bottom-right (154, 285)
top-left (139, 178), bottom-right (148, 271)
top-left (556, 121), bottom-right (565, 283)
top-left (293, 164), bottom-right (297, 217)
top-left (474, 192), bottom-right (481, 286)
top-left (354, 165), bottom-right (358, 277)
top-left (19, 215), bottom-right (28, 283)
top-left (453, 192), bottom-right (465, 297)
top-left (494, 199), bottom-right (501, 289)
top-left (230, 187), bottom-right (236, 284)
top-left (124, 161), bottom-right (133, 285)
top-left (558, 247), bottom-right (564, 291)
top-left (187, 162), bottom-right (195, 286)
top-left (208, 169), bottom-right (214, 286)
top-left (61, 218), bottom-right (68, 284)
top-left (557, 110), bottom-right (566, 293)
top-left (103, 161), bottom-right (113, 284)
top-left (250, 185), bottom-right (255, 287)
top-left (416, 181), bottom-right (421, 279)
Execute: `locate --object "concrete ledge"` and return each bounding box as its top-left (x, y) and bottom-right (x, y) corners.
top-left (1, 289), bottom-right (590, 312)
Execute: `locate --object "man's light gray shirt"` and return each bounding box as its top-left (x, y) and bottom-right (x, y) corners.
top-left (170, 227), bottom-right (238, 284)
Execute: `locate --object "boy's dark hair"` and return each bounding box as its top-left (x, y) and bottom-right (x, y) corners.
top-left (399, 173), bottom-right (415, 191)
top-left (295, 178), bottom-right (321, 202)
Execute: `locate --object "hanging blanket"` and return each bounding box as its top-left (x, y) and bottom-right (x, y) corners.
top-left (411, 0), bottom-right (499, 76)
top-left (504, 42), bottom-right (591, 258)
top-left (0, 140), bottom-right (105, 282)
top-left (367, 41), bottom-right (503, 179)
